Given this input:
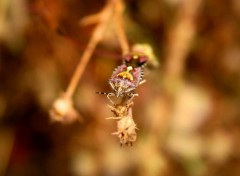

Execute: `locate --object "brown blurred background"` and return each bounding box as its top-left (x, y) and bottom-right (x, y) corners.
top-left (1, 0), bottom-right (240, 175)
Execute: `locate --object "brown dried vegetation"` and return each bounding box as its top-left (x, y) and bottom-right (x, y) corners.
top-left (1, 0), bottom-right (240, 176)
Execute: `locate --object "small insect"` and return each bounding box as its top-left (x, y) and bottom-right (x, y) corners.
top-left (123, 52), bottom-right (148, 68)
top-left (97, 63), bottom-right (145, 103)
top-left (109, 65), bottom-right (143, 96)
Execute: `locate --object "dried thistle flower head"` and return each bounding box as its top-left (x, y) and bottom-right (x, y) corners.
top-left (112, 115), bottom-right (137, 146)
top-left (49, 94), bottom-right (81, 124)
top-left (107, 101), bottom-right (134, 117)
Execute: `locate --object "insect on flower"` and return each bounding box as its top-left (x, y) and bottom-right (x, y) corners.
top-left (109, 65), bottom-right (143, 96)
top-left (97, 63), bottom-right (145, 104)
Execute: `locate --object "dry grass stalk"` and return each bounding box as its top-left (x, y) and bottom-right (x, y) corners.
top-left (49, 0), bottom-right (122, 123)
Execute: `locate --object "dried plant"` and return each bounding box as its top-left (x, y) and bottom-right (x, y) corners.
top-left (106, 101), bottom-right (137, 146)
top-left (112, 115), bottom-right (137, 146)
top-left (100, 44), bottom-right (154, 146)
top-left (49, 94), bottom-right (80, 124)
top-left (49, 0), bottom-right (123, 123)
top-left (107, 101), bottom-right (134, 117)
top-left (2, 0), bottom-right (240, 175)
top-left (48, 0), bottom-right (156, 146)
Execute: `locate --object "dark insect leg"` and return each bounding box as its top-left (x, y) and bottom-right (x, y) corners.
top-left (96, 92), bottom-right (115, 104)
top-left (96, 92), bottom-right (111, 95)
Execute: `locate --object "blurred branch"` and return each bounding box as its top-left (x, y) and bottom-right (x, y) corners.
top-left (50, 1), bottom-right (116, 123)
top-left (114, 0), bottom-right (130, 55)
top-left (65, 0), bottom-right (129, 98)
top-left (50, 0), bottom-right (130, 123)
top-left (164, 0), bottom-right (202, 91)
top-left (65, 1), bottom-right (115, 98)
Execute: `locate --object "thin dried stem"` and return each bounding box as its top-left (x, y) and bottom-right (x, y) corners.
top-left (65, 1), bottom-right (115, 98)
top-left (65, 0), bottom-right (129, 98)
top-left (114, 0), bottom-right (130, 55)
